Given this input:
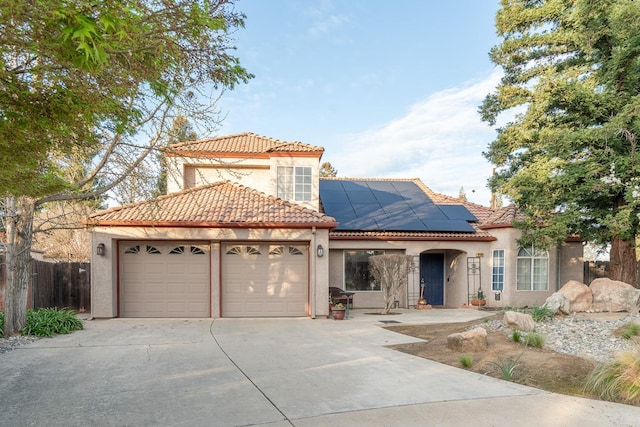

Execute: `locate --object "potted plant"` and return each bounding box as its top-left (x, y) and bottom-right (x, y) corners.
top-left (470, 290), bottom-right (486, 306)
top-left (332, 303), bottom-right (346, 320)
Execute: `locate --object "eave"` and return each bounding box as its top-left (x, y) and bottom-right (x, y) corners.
top-left (84, 220), bottom-right (338, 229)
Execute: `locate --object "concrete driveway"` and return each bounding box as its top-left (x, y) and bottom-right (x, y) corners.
top-left (1, 309), bottom-right (638, 426)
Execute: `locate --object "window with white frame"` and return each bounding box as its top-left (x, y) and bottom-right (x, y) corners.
top-left (492, 250), bottom-right (505, 291)
top-left (344, 250), bottom-right (384, 291)
top-left (277, 166), bottom-right (312, 201)
top-left (516, 245), bottom-right (549, 290)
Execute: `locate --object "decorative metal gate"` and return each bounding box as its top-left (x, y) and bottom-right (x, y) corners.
top-left (407, 255), bottom-right (421, 307)
top-left (466, 256), bottom-right (482, 305)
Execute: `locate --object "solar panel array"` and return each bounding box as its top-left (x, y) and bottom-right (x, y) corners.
top-left (319, 180), bottom-right (477, 232)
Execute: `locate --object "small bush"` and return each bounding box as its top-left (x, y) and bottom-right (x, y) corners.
top-left (459, 355), bottom-right (473, 368)
top-left (621, 323), bottom-right (640, 340)
top-left (487, 351), bottom-right (524, 381)
top-left (525, 332), bottom-right (544, 348)
top-left (512, 329), bottom-right (521, 343)
top-left (21, 308), bottom-right (83, 337)
top-left (531, 305), bottom-right (554, 322)
top-left (0, 311), bottom-right (4, 338)
top-left (585, 346), bottom-right (640, 405)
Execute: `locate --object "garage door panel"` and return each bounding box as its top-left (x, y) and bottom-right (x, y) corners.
top-left (120, 241), bottom-right (210, 318)
top-left (222, 243), bottom-right (308, 317)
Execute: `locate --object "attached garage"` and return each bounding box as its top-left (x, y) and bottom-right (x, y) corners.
top-left (119, 241), bottom-right (210, 317)
top-left (88, 182), bottom-right (335, 319)
top-left (222, 242), bottom-right (309, 317)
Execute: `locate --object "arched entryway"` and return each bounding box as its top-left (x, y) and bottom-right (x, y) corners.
top-left (420, 253), bottom-right (444, 305)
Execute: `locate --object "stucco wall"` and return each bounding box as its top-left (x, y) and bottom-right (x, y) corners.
top-left (90, 226), bottom-right (330, 319)
top-left (326, 232), bottom-right (585, 310)
top-left (483, 228), bottom-right (584, 309)
top-left (327, 240), bottom-right (497, 309)
top-left (166, 156), bottom-right (272, 194)
top-left (164, 155), bottom-right (321, 212)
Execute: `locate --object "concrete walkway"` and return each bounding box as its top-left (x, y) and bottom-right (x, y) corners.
top-left (0, 309), bottom-right (638, 426)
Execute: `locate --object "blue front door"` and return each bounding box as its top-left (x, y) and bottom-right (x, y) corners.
top-left (420, 253), bottom-right (444, 305)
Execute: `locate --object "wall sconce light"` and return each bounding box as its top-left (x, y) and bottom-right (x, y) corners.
top-left (96, 243), bottom-right (106, 256)
top-left (316, 244), bottom-right (324, 258)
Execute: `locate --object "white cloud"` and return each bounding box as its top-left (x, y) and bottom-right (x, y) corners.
top-left (333, 69), bottom-right (503, 206)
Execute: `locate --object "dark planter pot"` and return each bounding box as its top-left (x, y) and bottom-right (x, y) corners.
top-left (471, 299), bottom-right (486, 307)
top-left (332, 309), bottom-right (346, 320)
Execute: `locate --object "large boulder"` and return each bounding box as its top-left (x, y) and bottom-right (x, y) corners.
top-left (503, 311), bottom-right (535, 332)
top-left (446, 327), bottom-right (488, 352)
top-left (547, 280), bottom-right (593, 314)
top-left (591, 278), bottom-right (640, 313)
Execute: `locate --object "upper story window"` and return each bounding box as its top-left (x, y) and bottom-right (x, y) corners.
top-left (277, 166), bottom-right (312, 202)
top-left (516, 245), bottom-right (549, 291)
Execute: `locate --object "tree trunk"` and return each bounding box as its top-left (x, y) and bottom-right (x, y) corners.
top-left (3, 196), bottom-right (36, 335)
top-left (609, 234), bottom-right (637, 288)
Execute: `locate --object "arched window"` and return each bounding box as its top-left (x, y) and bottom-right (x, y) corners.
top-left (516, 245), bottom-right (549, 291)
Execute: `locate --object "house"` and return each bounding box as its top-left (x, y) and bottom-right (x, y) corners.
top-left (86, 132), bottom-right (584, 318)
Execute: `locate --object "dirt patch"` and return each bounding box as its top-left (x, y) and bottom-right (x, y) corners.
top-left (384, 315), bottom-right (597, 398)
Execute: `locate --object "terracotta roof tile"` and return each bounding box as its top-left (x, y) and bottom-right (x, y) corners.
top-left (481, 205), bottom-right (523, 229)
top-left (329, 228), bottom-right (495, 241)
top-left (166, 132), bottom-right (324, 156)
top-left (87, 181), bottom-right (337, 228)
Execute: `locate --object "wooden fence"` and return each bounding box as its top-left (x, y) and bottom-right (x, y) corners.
top-left (0, 255), bottom-right (90, 312)
top-left (583, 260), bottom-right (640, 285)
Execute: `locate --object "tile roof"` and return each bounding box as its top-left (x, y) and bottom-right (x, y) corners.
top-left (86, 181), bottom-right (337, 228)
top-left (481, 205), bottom-right (523, 229)
top-left (329, 229), bottom-right (495, 241)
top-left (165, 132), bottom-right (324, 157)
top-left (413, 182), bottom-right (495, 225)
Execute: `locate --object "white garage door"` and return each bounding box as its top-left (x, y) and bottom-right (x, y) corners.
top-left (222, 243), bottom-right (309, 317)
top-left (119, 241), bottom-right (210, 317)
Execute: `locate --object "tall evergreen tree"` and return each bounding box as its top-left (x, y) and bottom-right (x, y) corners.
top-left (481, 0), bottom-right (640, 286)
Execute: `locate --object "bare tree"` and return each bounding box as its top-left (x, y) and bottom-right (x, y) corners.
top-left (0, 1), bottom-right (252, 335)
top-left (369, 254), bottom-right (414, 314)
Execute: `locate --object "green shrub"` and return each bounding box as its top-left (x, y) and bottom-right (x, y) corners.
top-left (511, 329), bottom-right (521, 343)
top-left (525, 332), bottom-right (544, 348)
top-left (621, 323), bottom-right (640, 340)
top-left (487, 351), bottom-right (524, 381)
top-left (0, 311), bottom-right (4, 338)
top-left (585, 346), bottom-right (640, 405)
top-left (531, 305), bottom-right (554, 322)
top-left (459, 355), bottom-right (473, 368)
top-left (21, 308), bottom-right (83, 337)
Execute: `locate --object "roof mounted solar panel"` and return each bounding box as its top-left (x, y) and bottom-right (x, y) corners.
top-left (439, 205), bottom-right (477, 222)
top-left (423, 220), bottom-right (475, 232)
top-left (320, 179), bottom-right (478, 233)
top-left (347, 190), bottom-right (377, 204)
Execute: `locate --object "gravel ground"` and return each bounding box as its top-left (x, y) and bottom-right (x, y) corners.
top-left (0, 335), bottom-right (41, 354)
top-left (484, 312), bottom-right (640, 362)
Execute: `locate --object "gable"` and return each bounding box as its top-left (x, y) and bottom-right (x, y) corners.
top-left (320, 179), bottom-right (477, 233)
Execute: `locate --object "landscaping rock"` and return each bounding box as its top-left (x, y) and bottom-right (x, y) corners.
top-left (545, 292), bottom-right (570, 315)
top-left (446, 327), bottom-right (488, 352)
top-left (545, 280), bottom-right (592, 314)
top-left (560, 280), bottom-right (593, 312)
top-left (503, 311), bottom-right (535, 332)
top-left (591, 278), bottom-right (640, 313)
